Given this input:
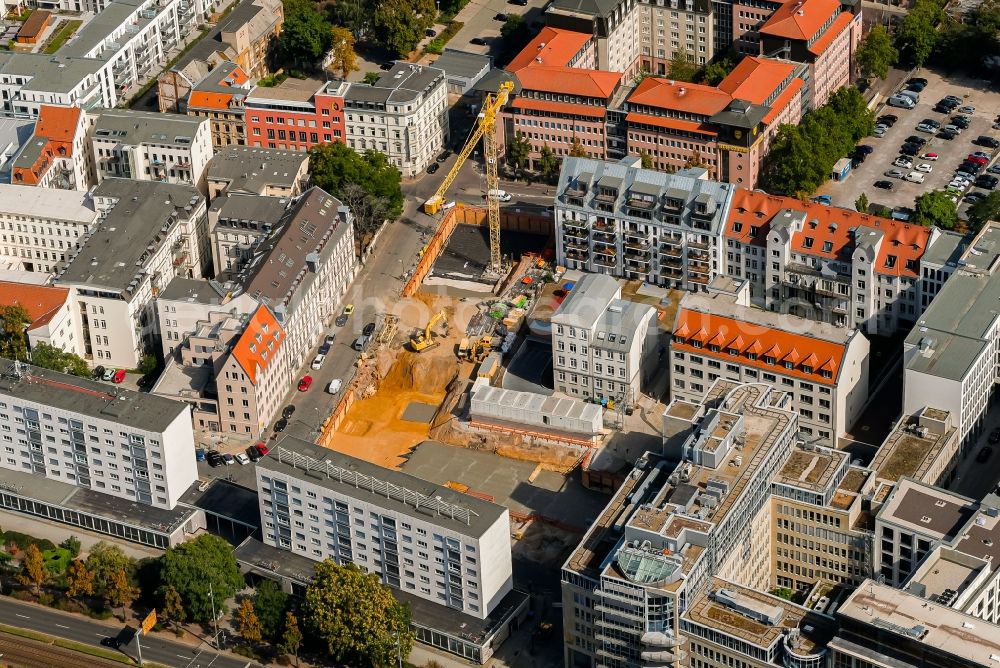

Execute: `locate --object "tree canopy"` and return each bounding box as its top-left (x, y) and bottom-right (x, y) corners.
top-left (538, 145), bottom-right (559, 182)
top-left (0, 304), bottom-right (30, 361)
top-left (86, 542), bottom-right (132, 597)
top-left (896, 0), bottom-right (945, 67)
top-left (278, 0), bottom-right (334, 71)
top-left (969, 190), bottom-right (1000, 228)
top-left (498, 14), bottom-right (534, 66)
top-left (913, 191), bottom-right (958, 229)
top-left (328, 26), bottom-right (359, 79)
top-left (372, 0), bottom-right (435, 57)
top-left (254, 579), bottom-right (290, 642)
top-left (303, 560), bottom-right (413, 667)
top-left (934, 0), bottom-right (1000, 77)
top-left (700, 55), bottom-right (736, 85)
top-left (506, 132), bottom-right (531, 172)
top-left (668, 49), bottom-right (699, 82)
top-left (856, 26), bottom-right (899, 80)
top-left (158, 534), bottom-right (244, 623)
top-left (30, 342), bottom-right (90, 377)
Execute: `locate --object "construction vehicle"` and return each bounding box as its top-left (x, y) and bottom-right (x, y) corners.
top-left (423, 80), bottom-right (515, 274)
top-left (457, 337), bottom-right (472, 360)
top-left (469, 335), bottom-right (493, 363)
top-left (410, 310), bottom-right (447, 352)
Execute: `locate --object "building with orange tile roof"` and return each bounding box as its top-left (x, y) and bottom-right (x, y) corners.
top-left (721, 188), bottom-right (948, 336)
top-left (185, 62), bottom-right (251, 148)
top-left (759, 0), bottom-right (861, 108)
top-left (11, 104), bottom-right (95, 191)
top-left (221, 303), bottom-right (288, 435)
top-left (0, 281), bottom-right (74, 353)
top-left (671, 277), bottom-right (869, 444)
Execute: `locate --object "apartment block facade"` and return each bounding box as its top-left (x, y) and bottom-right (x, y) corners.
top-left (185, 62), bottom-right (251, 148)
top-left (0, 358), bottom-right (197, 509)
top-left (11, 104), bottom-right (96, 191)
top-left (208, 193), bottom-right (289, 274)
top-left (554, 156), bottom-right (735, 289)
top-left (344, 63), bottom-right (449, 178)
top-left (0, 184), bottom-right (99, 274)
top-left (256, 438), bottom-right (514, 620)
top-left (670, 279), bottom-right (870, 444)
top-left (91, 110), bottom-right (212, 190)
top-left (204, 146), bottom-right (308, 200)
top-left (550, 273), bottom-right (656, 404)
top-left (244, 78), bottom-right (349, 153)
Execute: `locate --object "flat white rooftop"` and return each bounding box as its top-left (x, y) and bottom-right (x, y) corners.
top-left (0, 184), bottom-right (96, 222)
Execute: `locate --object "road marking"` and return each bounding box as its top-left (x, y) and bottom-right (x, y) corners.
top-left (14, 614), bottom-right (29, 619)
top-left (55, 624), bottom-right (69, 629)
top-left (177, 654), bottom-right (190, 659)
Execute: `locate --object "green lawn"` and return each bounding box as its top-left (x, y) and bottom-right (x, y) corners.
top-left (44, 19), bottom-right (82, 55)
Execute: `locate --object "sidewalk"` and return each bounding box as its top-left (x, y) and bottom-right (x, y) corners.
top-left (0, 511), bottom-right (160, 561)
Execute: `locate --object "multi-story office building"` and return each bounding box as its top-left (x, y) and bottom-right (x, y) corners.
top-left (344, 63), bottom-right (449, 178)
top-left (550, 273), bottom-right (656, 405)
top-left (562, 380), bottom-right (797, 668)
top-left (256, 437), bottom-right (514, 620)
top-left (903, 222), bottom-right (1000, 453)
top-left (634, 0), bottom-right (716, 73)
top-left (0, 184), bottom-right (99, 274)
top-left (670, 277), bottom-right (869, 444)
top-left (223, 187), bottom-right (357, 370)
top-left (831, 581), bottom-right (1000, 668)
top-left (723, 188), bottom-right (947, 336)
top-left (0, 357), bottom-right (197, 508)
top-left (545, 0), bottom-right (642, 75)
top-left (208, 194), bottom-right (289, 274)
top-left (554, 157), bottom-right (735, 289)
top-left (204, 146), bottom-right (309, 201)
top-left (91, 111), bottom-right (212, 189)
top-left (185, 62), bottom-right (251, 148)
top-left (11, 104), bottom-right (96, 191)
top-left (868, 407), bottom-right (960, 488)
top-left (55, 179), bottom-right (210, 368)
top-left (244, 78), bottom-right (349, 153)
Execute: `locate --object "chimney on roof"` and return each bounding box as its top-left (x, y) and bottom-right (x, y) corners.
top-left (538, 42), bottom-right (546, 49)
top-left (679, 88), bottom-right (686, 96)
top-left (797, 8), bottom-right (804, 14)
top-left (536, 56), bottom-right (542, 63)
top-left (668, 80), bottom-right (675, 85)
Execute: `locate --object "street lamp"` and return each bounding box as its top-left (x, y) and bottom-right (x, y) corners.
top-left (208, 583), bottom-right (220, 649)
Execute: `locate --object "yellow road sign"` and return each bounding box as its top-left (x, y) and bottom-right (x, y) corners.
top-left (141, 609), bottom-right (157, 634)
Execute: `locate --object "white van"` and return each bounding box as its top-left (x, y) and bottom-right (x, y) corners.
top-left (487, 189), bottom-right (512, 202)
top-left (887, 94), bottom-right (915, 109)
top-left (327, 379), bottom-right (343, 395)
top-left (898, 89), bottom-right (920, 103)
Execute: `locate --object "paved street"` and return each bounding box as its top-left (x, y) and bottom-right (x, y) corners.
top-left (0, 597), bottom-right (260, 668)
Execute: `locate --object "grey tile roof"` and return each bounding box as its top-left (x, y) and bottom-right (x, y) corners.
top-left (551, 273), bottom-right (622, 329)
top-left (93, 110), bottom-right (204, 146)
top-left (59, 0), bottom-right (145, 57)
top-left (0, 52), bottom-right (103, 93)
top-left (345, 62), bottom-right (445, 106)
top-left (206, 146), bottom-right (307, 195)
top-left (433, 50), bottom-right (492, 79)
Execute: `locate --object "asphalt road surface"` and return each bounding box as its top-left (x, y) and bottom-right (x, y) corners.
top-left (0, 598), bottom-right (261, 668)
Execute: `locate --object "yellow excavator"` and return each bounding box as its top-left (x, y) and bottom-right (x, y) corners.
top-left (469, 336), bottom-right (493, 363)
top-left (410, 310), bottom-right (447, 352)
top-left (423, 80), bottom-right (514, 274)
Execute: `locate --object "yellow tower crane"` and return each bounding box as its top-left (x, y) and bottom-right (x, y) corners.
top-left (423, 80), bottom-right (514, 274)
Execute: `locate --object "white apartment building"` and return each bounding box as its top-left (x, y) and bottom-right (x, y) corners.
top-left (344, 63), bottom-right (449, 178)
top-left (635, 0), bottom-right (716, 71)
top-left (256, 437), bottom-right (514, 620)
top-left (554, 157), bottom-right (736, 290)
top-left (208, 194), bottom-right (290, 274)
top-left (722, 188), bottom-right (949, 337)
top-left (0, 184), bottom-right (99, 274)
top-left (903, 222), bottom-right (1000, 454)
top-left (0, 357), bottom-right (197, 508)
top-left (0, 282), bottom-right (77, 354)
top-left (91, 110), bottom-right (212, 190)
top-left (225, 187), bottom-right (357, 370)
top-left (11, 104), bottom-right (96, 191)
top-left (562, 380), bottom-right (797, 668)
top-left (155, 277), bottom-right (259, 360)
top-left (54, 179), bottom-right (210, 368)
top-left (550, 273), bottom-right (656, 405)
top-left (205, 146), bottom-right (309, 201)
top-left (670, 277), bottom-right (870, 445)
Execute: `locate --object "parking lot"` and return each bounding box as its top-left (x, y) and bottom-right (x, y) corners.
top-left (821, 68), bottom-right (1000, 215)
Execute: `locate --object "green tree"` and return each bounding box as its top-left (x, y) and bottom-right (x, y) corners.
top-left (328, 26), bottom-right (360, 79)
top-left (569, 137), bottom-right (587, 158)
top-left (538, 144), bottom-right (559, 182)
top-left (856, 26), bottom-right (898, 80)
top-left (969, 190), bottom-right (1000, 228)
top-left (107, 567), bottom-right (138, 621)
top-left (254, 580), bottom-right (289, 642)
top-left (162, 584), bottom-right (187, 627)
top-left (302, 561), bottom-right (413, 667)
top-left (633, 68), bottom-right (652, 85)
top-left (61, 536), bottom-right (81, 558)
top-left (85, 542), bottom-right (131, 597)
top-left (826, 86), bottom-right (875, 142)
top-left (236, 597), bottom-right (263, 644)
top-left (639, 150), bottom-right (653, 169)
top-left (281, 612), bottom-right (303, 666)
top-left (158, 534), bottom-right (244, 623)
top-left (668, 49), bottom-right (698, 82)
top-left (362, 71), bottom-right (380, 84)
top-left (18, 543), bottom-right (46, 594)
top-left (506, 131), bottom-right (532, 172)
top-left (855, 192), bottom-right (870, 213)
top-left (327, 0), bottom-right (375, 39)
top-left (498, 14), bottom-right (533, 66)
top-left (372, 0), bottom-right (434, 57)
top-left (278, 0), bottom-right (334, 70)
top-left (66, 558), bottom-right (95, 600)
top-left (700, 55), bottom-right (736, 85)
top-left (0, 304), bottom-right (30, 361)
top-left (29, 342), bottom-right (90, 377)
top-left (897, 0), bottom-right (944, 66)
top-left (914, 191), bottom-right (958, 229)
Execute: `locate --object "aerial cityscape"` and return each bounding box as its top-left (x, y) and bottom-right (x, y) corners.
top-left (0, 0), bottom-right (996, 665)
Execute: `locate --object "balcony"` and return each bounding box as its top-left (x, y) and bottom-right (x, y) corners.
top-left (689, 265), bottom-right (710, 276)
top-left (563, 238), bottom-right (588, 251)
top-left (688, 240), bottom-right (710, 250)
top-left (660, 246), bottom-right (682, 257)
top-left (661, 235), bottom-right (682, 247)
top-left (690, 274), bottom-right (710, 285)
top-left (593, 220), bottom-right (616, 233)
top-left (688, 249), bottom-right (709, 261)
top-left (625, 239), bottom-right (650, 252)
top-left (594, 245), bottom-right (616, 257)
top-left (660, 267), bottom-right (683, 278)
top-left (564, 226), bottom-right (588, 239)
top-left (594, 256), bottom-right (617, 268)
top-left (564, 218), bottom-right (589, 231)
top-left (626, 196), bottom-right (656, 211)
top-left (565, 250), bottom-right (589, 262)
top-left (593, 233), bottom-right (617, 244)
top-left (624, 226), bottom-right (649, 240)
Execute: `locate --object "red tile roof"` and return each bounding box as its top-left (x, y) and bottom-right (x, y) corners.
top-left (0, 282), bottom-right (69, 331)
top-left (507, 27), bottom-right (592, 71)
top-left (627, 77), bottom-right (733, 117)
top-left (231, 304), bottom-right (284, 384)
top-left (510, 97), bottom-right (607, 118)
top-left (717, 56), bottom-right (796, 104)
top-left (759, 0), bottom-right (841, 40)
top-left (723, 189), bottom-right (931, 278)
top-left (515, 66), bottom-right (621, 99)
top-left (807, 11), bottom-right (853, 56)
top-left (673, 308), bottom-right (847, 384)
top-left (34, 105), bottom-right (81, 146)
top-left (761, 76), bottom-right (804, 124)
top-left (625, 112), bottom-right (719, 137)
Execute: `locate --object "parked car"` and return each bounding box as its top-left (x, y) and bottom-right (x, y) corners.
top-left (959, 105), bottom-right (976, 115)
top-left (874, 180), bottom-right (895, 190)
top-left (990, 428), bottom-right (1000, 445)
top-left (893, 157), bottom-right (913, 169)
top-left (222, 453), bottom-right (235, 466)
top-left (255, 442), bottom-right (271, 456)
top-left (494, 12), bottom-right (508, 20)
top-left (297, 376), bottom-right (313, 391)
top-left (916, 163), bottom-right (933, 173)
top-left (102, 367), bottom-right (116, 381)
top-left (988, 164), bottom-right (1000, 175)
top-left (907, 81), bottom-right (927, 92)
top-left (379, 62), bottom-right (394, 71)
top-left (877, 114), bottom-right (898, 126)
top-left (905, 171), bottom-right (926, 183)
top-left (195, 448), bottom-right (206, 462)
top-left (908, 77), bottom-right (928, 87)
top-left (112, 369), bottom-right (126, 384)
top-left (327, 379), bottom-right (343, 394)
top-left (363, 322), bottom-right (377, 337)
top-left (318, 341), bottom-right (332, 355)
top-left (966, 191), bottom-right (987, 203)
top-left (470, 37), bottom-right (488, 45)
top-left (873, 126), bottom-right (887, 138)
top-left (904, 135), bottom-right (926, 147)
top-left (901, 144), bottom-right (920, 156)
top-left (978, 446), bottom-right (994, 463)
top-left (944, 124), bottom-right (962, 135)
top-left (437, 151), bottom-right (451, 163)
top-left (967, 155), bottom-right (989, 166)
top-left (916, 123), bottom-right (936, 133)
top-left (887, 95), bottom-right (915, 109)
top-left (92, 365), bottom-right (106, 380)
top-left (427, 162), bottom-right (440, 174)
top-left (336, 314), bottom-right (349, 327)
top-left (425, 28), bottom-right (436, 37)
top-left (352, 335), bottom-right (370, 351)
top-left (311, 353), bottom-right (326, 370)
top-left (953, 115), bottom-right (971, 128)
top-left (884, 168), bottom-right (905, 179)
top-left (282, 405), bottom-right (295, 419)
top-left (246, 445), bottom-right (263, 462)
top-left (921, 152), bottom-right (939, 161)
top-left (972, 151), bottom-right (992, 160)
top-left (235, 453), bottom-right (251, 465)
top-left (273, 418), bottom-right (288, 433)
top-left (855, 145), bottom-right (874, 155)
top-left (977, 175), bottom-right (999, 189)
top-left (207, 451), bottom-right (224, 467)
top-left (814, 194), bottom-right (833, 204)
top-left (938, 129), bottom-right (958, 141)
top-left (976, 136), bottom-right (1000, 148)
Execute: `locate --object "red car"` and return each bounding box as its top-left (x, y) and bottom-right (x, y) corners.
top-left (297, 375), bottom-right (313, 391)
top-left (112, 369), bottom-right (126, 384)
top-left (968, 155), bottom-right (990, 166)
top-left (255, 442), bottom-right (270, 456)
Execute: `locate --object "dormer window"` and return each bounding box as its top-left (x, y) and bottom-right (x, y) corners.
top-left (764, 355), bottom-right (775, 365)
top-left (747, 353), bottom-right (757, 361)
top-left (885, 255), bottom-right (897, 268)
top-left (821, 370), bottom-right (832, 379)
top-left (709, 344), bottom-right (719, 352)
top-left (803, 365), bottom-right (813, 374)
top-left (783, 361), bottom-right (793, 369)
top-left (822, 241), bottom-right (833, 253)
top-left (728, 348), bottom-right (738, 355)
